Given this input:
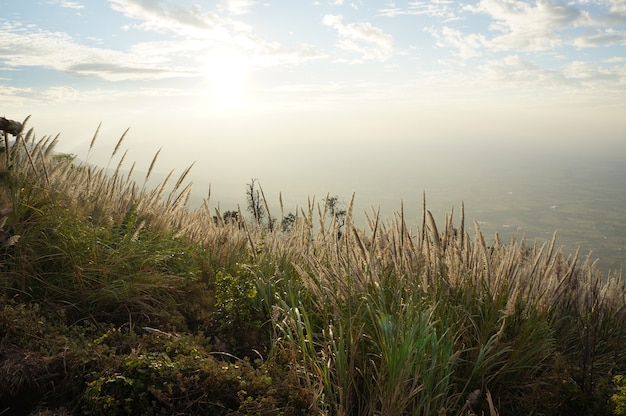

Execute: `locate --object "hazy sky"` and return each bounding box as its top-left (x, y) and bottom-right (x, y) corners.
top-left (2, 0), bottom-right (626, 215)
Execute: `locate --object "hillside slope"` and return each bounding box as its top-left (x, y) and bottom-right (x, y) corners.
top-left (1, 119), bottom-right (626, 415)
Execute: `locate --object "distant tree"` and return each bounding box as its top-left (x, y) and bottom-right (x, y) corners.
top-left (212, 210), bottom-right (242, 227)
top-left (281, 212), bottom-right (296, 232)
top-left (222, 210), bottom-right (239, 221)
top-left (324, 195), bottom-right (346, 238)
top-left (52, 153), bottom-right (77, 163)
top-left (246, 179), bottom-right (265, 226)
top-left (223, 210), bottom-right (240, 223)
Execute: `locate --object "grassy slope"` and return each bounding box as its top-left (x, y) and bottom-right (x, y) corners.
top-left (1, 121), bottom-right (626, 415)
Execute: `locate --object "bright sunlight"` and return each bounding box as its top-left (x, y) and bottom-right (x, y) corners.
top-left (200, 47), bottom-right (251, 109)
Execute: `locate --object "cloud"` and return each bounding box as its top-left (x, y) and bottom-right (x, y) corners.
top-left (464, 0), bottom-right (626, 51)
top-left (426, 0), bottom-right (626, 59)
top-left (0, 2), bottom-right (325, 84)
top-left (471, 54), bottom-right (626, 99)
top-left (321, 14), bottom-right (395, 62)
top-left (0, 21), bottom-right (189, 81)
top-left (3, 0), bottom-right (625, 110)
top-left (108, 0), bottom-right (224, 35)
top-left (427, 26), bottom-right (487, 58)
top-left (573, 28), bottom-right (626, 47)
top-left (108, 0), bottom-right (325, 66)
top-left (563, 59), bottom-right (623, 82)
top-left (478, 55), bottom-right (561, 85)
top-left (587, 0), bottom-right (626, 24)
top-left (0, 85), bottom-right (35, 106)
top-left (220, 0), bottom-right (257, 15)
top-left (467, 0), bottom-right (587, 51)
top-left (47, 0), bottom-right (85, 9)
top-left (0, 83), bottom-right (98, 107)
top-left (378, 0), bottom-right (459, 20)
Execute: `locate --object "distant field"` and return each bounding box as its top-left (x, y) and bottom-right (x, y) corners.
top-left (462, 191), bottom-right (626, 274)
top-left (445, 152), bottom-right (626, 275)
top-left (346, 146), bottom-right (626, 276)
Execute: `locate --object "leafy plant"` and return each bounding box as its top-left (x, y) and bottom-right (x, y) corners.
top-left (613, 375), bottom-right (626, 415)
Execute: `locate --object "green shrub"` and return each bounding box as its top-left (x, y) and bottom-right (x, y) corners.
top-left (210, 263), bottom-right (270, 357)
top-left (82, 330), bottom-right (310, 416)
top-left (614, 375), bottom-right (626, 415)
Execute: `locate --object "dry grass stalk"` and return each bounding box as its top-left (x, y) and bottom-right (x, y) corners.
top-left (85, 122), bottom-right (101, 163)
top-left (111, 127), bottom-right (129, 160)
top-left (143, 148), bottom-right (161, 190)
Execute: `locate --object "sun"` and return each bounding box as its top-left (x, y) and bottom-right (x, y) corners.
top-left (200, 47), bottom-right (251, 107)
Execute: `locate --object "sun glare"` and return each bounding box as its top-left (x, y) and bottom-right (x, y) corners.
top-left (200, 47), bottom-right (251, 108)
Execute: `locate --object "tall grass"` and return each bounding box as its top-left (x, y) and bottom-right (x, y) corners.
top-left (252, 194), bottom-right (626, 414)
top-left (1, 118), bottom-right (625, 415)
top-left (0, 122), bottom-right (205, 328)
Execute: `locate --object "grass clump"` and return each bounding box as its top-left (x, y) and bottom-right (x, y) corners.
top-left (1, 118), bottom-right (626, 415)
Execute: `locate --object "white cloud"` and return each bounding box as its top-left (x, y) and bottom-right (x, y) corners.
top-left (107, 0), bottom-right (325, 65)
top-left (427, 0), bottom-right (626, 58)
top-left (321, 14), bottom-right (396, 62)
top-left (107, 0), bottom-right (224, 35)
top-left (0, 21), bottom-right (189, 81)
top-left (41, 86), bottom-right (81, 101)
top-left (583, 0), bottom-right (626, 24)
top-left (469, 54), bottom-right (626, 100)
top-left (48, 0), bottom-right (85, 9)
top-left (3, 0), bottom-right (625, 110)
top-left (599, 0), bottom-right (626, 14)
top-left (478, 54), bottom-right (560, 85)
top-left (563, 59), bottom-right (623, 82)
top-left (0, 1), bottom-right (327, 83)
top-left (220, 0), bottom-right (257, 15)
top-left (428, 26), bottom-right (487, 58)
top-left (573, 28), bottom-right (626, 46)
top-left (0, 84), bottom-right (34, 107)
top-left (378, 0), bottom-right (459, 20)
top-left (467, 0), bottom-right (588, 51)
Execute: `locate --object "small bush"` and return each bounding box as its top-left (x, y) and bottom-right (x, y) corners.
top-left (81, 330), bottom-right (310, 416)
top-left (614, 375), bottom-right (626, 415)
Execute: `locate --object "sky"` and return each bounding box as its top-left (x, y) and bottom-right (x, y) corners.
top-left (2, 0), bottom-right (626, 218)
